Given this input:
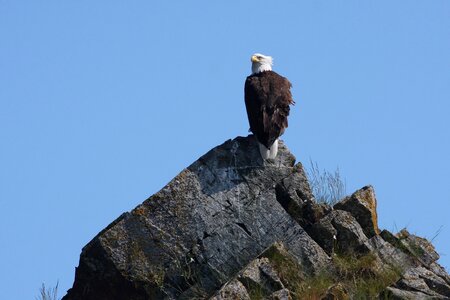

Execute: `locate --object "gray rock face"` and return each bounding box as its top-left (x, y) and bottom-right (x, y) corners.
top-left (383, 287), bottom-right (438, 300)
top-left (239, 257), bottom-right (284, 293)
top-left (308, 210), bottom-right (370, 255)
top-left (270, 288), bottom-right (292, 300)
top-left (63, 136), bottom-right (329, 300)
top-left (209, 280), bottom-right (250, 300)
top-left (382, 230), bottom-right (450, 299)
top-left (333, 186), bottom-right (379, 238)
top-left (63, 136), bottom-right (450, 300)
top-left (210, 242), bottom-right (298, 300)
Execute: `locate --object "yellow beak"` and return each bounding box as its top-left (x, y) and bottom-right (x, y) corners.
top-left (251, 55), bottom-right (259, 63)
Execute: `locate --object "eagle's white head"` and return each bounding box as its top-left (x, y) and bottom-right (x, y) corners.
top-left (251, 53), bottom-right (273, 74)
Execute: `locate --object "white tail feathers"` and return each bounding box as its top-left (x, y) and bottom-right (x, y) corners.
top-left (258, 143), bottom-right (270, 159)
top-left (258, 139), bottom-right (279, 160)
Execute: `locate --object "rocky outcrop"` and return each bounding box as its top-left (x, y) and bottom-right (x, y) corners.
top-left (63, 136), bottom-right (329, 299)
top-left (334, 186), bottom-right (380, 238)
top-left (63, 136), bottom-right (449, 299)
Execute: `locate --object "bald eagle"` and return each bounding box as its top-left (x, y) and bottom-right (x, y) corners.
top-left (244, 53), bottom-right (295, 159)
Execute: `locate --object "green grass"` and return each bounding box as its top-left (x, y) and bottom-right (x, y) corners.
top-left (262, 244), bottom-right (333, 299)
top-left (333, 253), bottom-right (401, 299)
top-left (247, 285), bottom-right (266, 300)
top-left (262, 243), bottom-right (304, 287)
top-left (263, 247), bottom-right (401, 299)
top-left (291, 272), bottom-right (335, 300)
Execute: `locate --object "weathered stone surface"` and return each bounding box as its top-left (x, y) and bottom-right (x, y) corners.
top-left (366, 235), bottom-right (416, 270)
top-left (430, 262), bottom-right (450, 285)
top-left (382, 286), bottom-right (440, 300)
top-left (330, 210), bottom-right (371, 254)
top-left (238, 257), bottom-right (284, 295)
top-left (308, 215), bottom-right (337, 255)
top-left (334, 186), bottom-right (379, 238)
top-left (394, 266), bottom-right (450, 298)
top-left (270, 288), bottom-right (292, 300)
top-left (274, 163), bottom-right (331, 230)
top-left (259, 242), bottom-right (305, 288)
top-left (210, 280), bottom-right (250, 300)
top-left (420, 268), bottom-right (450, 297)
top-left (397, 229), bottom-right (440, 267)
top-left (63, 136), bottom-right (329, 300)
top-left (309, 210), bottom-right (369, 255)
top-left (62, 136), bottom-right (450, 300)
top-left (377, 230), bottom-right (450, 299)
top-left (380, 229), bottom-right (407, 251)
top-left (239, 258), bottom-right (264, 291)
top-left (259, 258), bottom-right (285, 291)
top-left (213, 242), bottom-right (295, 299)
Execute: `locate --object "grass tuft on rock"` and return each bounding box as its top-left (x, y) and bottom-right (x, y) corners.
top-left (262, 246), bottom-right (402, 299)
top-left (307, 160), bottom-right (346, 205)
top-left (333, 252), bottom-right (401, 298)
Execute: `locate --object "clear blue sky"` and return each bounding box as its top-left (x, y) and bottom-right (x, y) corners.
top-left (1, 1), bottom-right (449, 299)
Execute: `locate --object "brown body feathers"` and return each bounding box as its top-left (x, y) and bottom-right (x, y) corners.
top-left (244, 70), bottom-right (294, 148)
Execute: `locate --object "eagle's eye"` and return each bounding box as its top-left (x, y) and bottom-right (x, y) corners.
top-left (257, 56), bottom-right (263, 59)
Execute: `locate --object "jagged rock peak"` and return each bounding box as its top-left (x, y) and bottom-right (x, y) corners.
top-left (63, 136), bottom-right (329, 299)
top-left (63, 136), bottom-right (450, 299)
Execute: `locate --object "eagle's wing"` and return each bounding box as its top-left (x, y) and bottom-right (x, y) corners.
top-left (244, 71), bottom-right (294, 148)
top-left (244, 76), bottom-right (264, 138)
